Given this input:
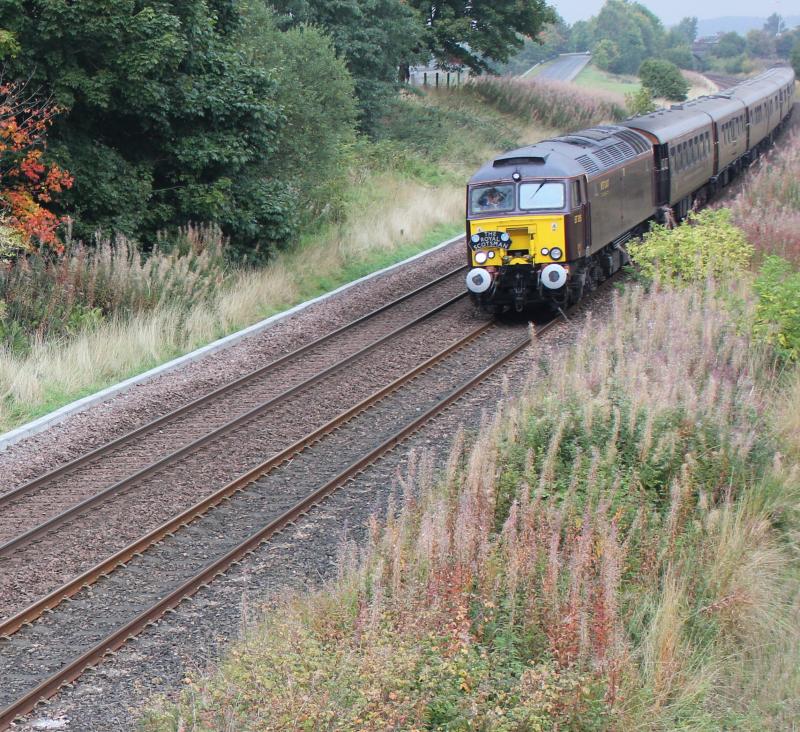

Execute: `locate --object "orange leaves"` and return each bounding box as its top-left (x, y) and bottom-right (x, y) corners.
top-left (0, 81), bottom-right (72, 250)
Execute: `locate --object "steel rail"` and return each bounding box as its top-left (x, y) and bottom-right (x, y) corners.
top-left (0, 289), bottom-right (469, 557)
top-left (0, 318), bottom-right (552, 730)
top-left (0, 320), bottom-right (493, 638)
top-left (0, 264), bottom-right (467, 511)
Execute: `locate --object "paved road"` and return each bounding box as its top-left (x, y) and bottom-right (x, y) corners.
top-left (526, 53), bottom-right (592, 82)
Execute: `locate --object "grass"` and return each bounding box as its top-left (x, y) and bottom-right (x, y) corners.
top-left (573, 64), bottom-right (718, 109)
top-left (729, 126), bottom-right (800, 266)
top-left (140, 277), bottom-right (800, 731)
top-left (573, 62), bottom-right (640, 100)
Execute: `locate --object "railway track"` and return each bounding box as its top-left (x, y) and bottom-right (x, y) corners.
top-left (0, 303), bottom-right (556, 727)
top-left (0, 266), bottom-right (471, 621)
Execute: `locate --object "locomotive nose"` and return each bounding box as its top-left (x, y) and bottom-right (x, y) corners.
top-left (466, 268), bottom-right (492, 294)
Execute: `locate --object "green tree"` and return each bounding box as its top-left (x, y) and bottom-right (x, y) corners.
top-left (405, 0), bottom-right (556, 73)
top-left (0, 0), bottom-right (357, 255)
top-left (674, 16), bottom-right (698, 44)
top-left (777, 29), bottom-right (800, 58)
top-left (763, 13), bottom-right (785, 36)
top-left (590, 0), bottom-right (666, 74)
top-left (269, 0), bottom-right (422, 132)
top-left (713, 31), bottom-right (746, 58)
top-left (663, 45), bottom-right (695, 69)
top-left (638, 58), bottom-right (689, 101)
top-left (570, 20), bottom-right (594, 53)
top-left (792, 40), bottom-right (800, 76)
top-left (746, 29), bottom-right (775, 58)
top-left (593, 39), bottom-right (621, 71)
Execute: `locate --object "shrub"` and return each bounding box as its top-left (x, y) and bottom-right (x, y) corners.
top-left (628, 208), bottom-right (753, 283)
top-left (638, 59), bottom-right (690, 101)
top-left (625, 86), bottom-right (656, 116)
top-left (752, 256), bottom-right (800, 361)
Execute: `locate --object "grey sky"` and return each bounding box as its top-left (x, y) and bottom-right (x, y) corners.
top-left (553, 0), bottom-right (796, 26)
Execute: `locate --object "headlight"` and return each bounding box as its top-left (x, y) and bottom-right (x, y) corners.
top-left (487, 251), bottom-right (495, 259)
top-left (540, 247), bottom-right (550, 256)
top-left (549, 247), bottom-right (562, 260)
top-left (475, 251), bottom-right (488, 264)
top-left (500, 232), bottom-right (510, 243)
top-left (470, 234), bottom-right (480, 244)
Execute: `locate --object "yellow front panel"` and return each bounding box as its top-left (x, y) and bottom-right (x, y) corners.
top-left (469, 215), bottom-right (566, 264)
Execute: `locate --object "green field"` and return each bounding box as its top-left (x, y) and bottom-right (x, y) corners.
top-left (573, 62), bottom-right (640, 98)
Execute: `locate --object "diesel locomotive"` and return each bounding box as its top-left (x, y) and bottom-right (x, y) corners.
top-left (465, 67), bottom-right (796, 312)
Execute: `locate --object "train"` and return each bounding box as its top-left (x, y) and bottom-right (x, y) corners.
top-left (465, 66), bottom-right (796, 312)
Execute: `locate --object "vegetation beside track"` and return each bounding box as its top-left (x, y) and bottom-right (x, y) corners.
top-left (0, 79), bottom-right (621, 433)
top-left (141, 120), bottom-right (800, 732)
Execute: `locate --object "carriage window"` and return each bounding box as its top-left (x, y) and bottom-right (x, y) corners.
top-left (519, 182), bottom-right (565, 210)
top-left (470, 184), bottom-right (515, 214)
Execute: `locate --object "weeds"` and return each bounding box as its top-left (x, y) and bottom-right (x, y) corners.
top-left (142, 282), bottom-right (800, 731)
top-left (464, 76), bottom-right (627, 132)
top-left (729, 127), bottom-right (800, 266)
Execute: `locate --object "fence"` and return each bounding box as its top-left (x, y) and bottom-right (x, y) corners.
top-left (408, 68), bottom-right (469, 88)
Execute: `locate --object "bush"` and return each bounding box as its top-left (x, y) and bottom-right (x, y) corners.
top-left (625, 86), bottom-right (656, 116)
top-left (753, 256), bottom-right (800, 361)
top-left (628, 208), bottom-right (753, 283)
top-left (638, 58), bottom-right (689, 101)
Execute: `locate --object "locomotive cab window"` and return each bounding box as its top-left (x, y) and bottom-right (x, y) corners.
top-left (470, 184), bottom-right (515, 214)
top-left (519, 181), bottom-right (565, 210)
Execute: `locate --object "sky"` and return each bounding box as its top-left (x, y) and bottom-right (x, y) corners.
top-left (553, 0), bottom-right (796, 26)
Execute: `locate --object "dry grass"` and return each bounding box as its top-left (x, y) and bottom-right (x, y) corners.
top-left (729, 127), bottom-right (800, 266)
top-left (142, 282), bottom-right (800, 731)
top-left (0, 178), bottom-right (463, 430)
top-left (463, 75), bottom-right (626, 132)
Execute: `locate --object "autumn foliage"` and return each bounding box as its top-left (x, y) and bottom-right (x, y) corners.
top-left (0, 80), bottom-right (72, 251)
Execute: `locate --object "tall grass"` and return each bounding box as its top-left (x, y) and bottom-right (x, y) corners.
top-left (729, 127), bottom-right (800, 265)
top-left (0, 224), bottom-right (227, 352)
top-left (464, 76), bottom-right (627, 131)
top-left (142, 283), bottom-right (800, 731)
top-left (0, 178), bottom-right (464, 430)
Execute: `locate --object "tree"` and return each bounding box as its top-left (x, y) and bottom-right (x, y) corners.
top-left (0, 78), bottom-right (72, 250)
top-left (593, 39), bottom-right (621, 72)
top-left (713, 32), bottom-right (746, 58)
top-left (590, 0), bottom-right (666, 74)
top-left (674, 17), bottom-right (698, 44)
top-left (0, 1), bottom-right (357, 255)
top-left (792, 40), bottom-right (800, 76)
top-left (269, 0), bottom-right (422, 133)
top-left (776, 29), bottom-right (800, 58)
top-left (663, 45), bottom-right (695, 69)
top-left (405, 0), bottom-right (556, 73)
top-left (763, 13), bottom-right (785, 36)
top-left (638, 59), bottom-right (689, 101)
top-left (746, 29), bottom-right (775, 58)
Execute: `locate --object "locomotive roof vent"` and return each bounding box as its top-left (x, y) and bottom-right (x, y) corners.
top-left (493, 155), bottom-right (548, 167)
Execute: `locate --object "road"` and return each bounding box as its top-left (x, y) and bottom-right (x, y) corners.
top-left (525, 53), bottom-right (592, 82)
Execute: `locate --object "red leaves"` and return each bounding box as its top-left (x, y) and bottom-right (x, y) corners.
top-left (0, 82), bottom-right (73, 250)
